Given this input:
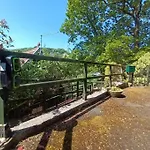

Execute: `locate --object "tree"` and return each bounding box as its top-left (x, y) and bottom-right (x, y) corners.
top-left (104, 0), bottom-right (150, 48)
top-left (61, 0), bottom-right (150, 51)
top-left (0, 19), bottom-right (13, 48)
top-left (133, 50), bottom-right (150, 75)
top-left (97, 35), bottom-right (134, 64)
top-left (60, 0), bottom-right (107, 57)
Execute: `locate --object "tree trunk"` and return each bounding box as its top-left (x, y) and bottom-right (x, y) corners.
top-left (133, 16), bottom-right (140, 49)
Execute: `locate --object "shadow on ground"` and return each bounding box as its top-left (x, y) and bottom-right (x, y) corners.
top-left (35, 119), bottom-right (77, 150)
top-left (35, 96), bottom-right (110, 150)
top-left (117, 94), bottom-right (126, 98)
top-left (15, 87), bottom-right (150, 150)
top-left (13, 96), bottom-right (110, 150)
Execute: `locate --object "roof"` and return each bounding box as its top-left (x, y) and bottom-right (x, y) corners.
top-left (20, 43), bottom-right (41, 66)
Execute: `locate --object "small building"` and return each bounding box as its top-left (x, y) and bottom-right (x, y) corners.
top-left (20, 43), bottom-right (42, 66)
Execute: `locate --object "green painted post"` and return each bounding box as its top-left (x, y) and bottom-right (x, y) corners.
top-left (109, 65), bottom-right (112, 87)
top-left (76, 81), bottom-right (79, 98)
top-left (89, 83), bottom-right (92, 93)
top-left (83, 63), bottom-right (87, 100)
top-left (71, 84), bottom-right (74, 99)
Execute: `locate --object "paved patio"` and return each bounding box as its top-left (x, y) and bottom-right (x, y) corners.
top-left (17, 87), bottom-right (150, 150)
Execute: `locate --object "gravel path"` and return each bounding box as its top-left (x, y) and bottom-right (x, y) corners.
top-left (17, 87), bottom-right (150, 150)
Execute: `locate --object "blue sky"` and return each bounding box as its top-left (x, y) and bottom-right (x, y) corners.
top-left (0, 0), bottom-right (71, 50)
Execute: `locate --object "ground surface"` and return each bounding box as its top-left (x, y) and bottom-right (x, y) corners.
top-left (17, 87), bottom-right (150, 150)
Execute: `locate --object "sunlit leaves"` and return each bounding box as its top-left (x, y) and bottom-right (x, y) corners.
top-left (97, 35), bottom-right (134, 64)
top-left (61, 0), bottom-right (149, 50)
top-left (133, 47), bottom-right (150, 75)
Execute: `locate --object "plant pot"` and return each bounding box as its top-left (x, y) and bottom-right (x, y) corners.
top-left (109, 90), bottom-right (123, 97)
top-left (117, 82), bottom-right (128, 89)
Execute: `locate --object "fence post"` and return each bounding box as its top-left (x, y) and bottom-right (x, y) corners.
top-left (83, 63), bottom-right (87, 100)
top-left (128, 72), bottom-right (134, 85)
top-left (89, 82), bottom-right (92, 93)
top-left (0, 93), bottom-right (5, 141)
top-left (0, 64), bottom-right (6, 141)
top-left (109, 65), bottom-right (112, 87)
top-left (131, 73), bottom-right (134, 85)
top-left (120, 66), bottom-right (125, 81)
top-left (71, 84), bottom-right (74, 99)
top-left (76, 81), bottom-right (79, 98)
top-left (0, 87), bottom-right (10, 141)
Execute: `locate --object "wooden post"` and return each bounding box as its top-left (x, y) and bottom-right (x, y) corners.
top-left (76, 81), bottom-right (79, 98)
top-left (71, 84), bottom-right (74, 99)
top-left (121, 66), bottom-right (124, 81)
top-left (89, 83), bottom-right (92, 93)
top-left (83, 63), bottom-right (87, 100)
top-left (129, 72), bottom-right (134, 86)
top-left (109, 65), bottom-right (112, 87)
top-left (91, 82), bottom-right (94, 92)
top-left (131, 73), bottom-right (134, 85)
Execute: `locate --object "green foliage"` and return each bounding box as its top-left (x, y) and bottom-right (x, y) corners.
top-left (68, 49), bottom-right (87, 60)
top-left (9, 48), bottom-right (79, 105)
top-left (60, 0), bottom-right (107, 59)
top-left (61, 0), bottom-right (150, 47)
top-left (134, 47), bottom-right (150, 61)
top-left (134, 77), bottom-right (148, 86)
top-left (18, 48), bottom-right (84, 84)
top-left (104, 35), bottom-right (134, 64)
top-left (132, 47), bottom-right (150, 85)
top-left (12, 48), bottom-right (33, 52)
top-left (42, 48), bottom-right (69, 57)
top-left (104, 62), bottom-right (123, 87)
top-left (133, 51), bottom-right (150, 75)
top-left (110, 86), bottom-right (123, 92)
top-left (61, 0), bottom-right (150, 65)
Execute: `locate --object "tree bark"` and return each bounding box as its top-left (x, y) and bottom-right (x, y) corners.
top-left (133, 16), bottom-right (140, 48)
top-left (121, 0), bottom-right (142, 49)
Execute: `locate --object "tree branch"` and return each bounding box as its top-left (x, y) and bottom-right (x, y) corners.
top-left (120, 0), bottom-right (134, 17)
top-left (86, 14), bottom-right (99, 36)
top-left (137, 0), bottom-right (142, 16)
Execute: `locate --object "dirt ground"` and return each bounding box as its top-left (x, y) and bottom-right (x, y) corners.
top-left (17, 87), bottom-right (150, 150)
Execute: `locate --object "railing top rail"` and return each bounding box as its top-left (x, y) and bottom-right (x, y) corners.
top-left (0, 49), bottom-right (122, 67)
